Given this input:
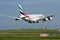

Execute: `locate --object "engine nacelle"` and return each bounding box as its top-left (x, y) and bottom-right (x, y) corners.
top-left (43, 18), bottom-right (48, 21)
top-left (43, 17), bottom-right (53, 21)
top-left (47, 17), bottom-right (53, 20)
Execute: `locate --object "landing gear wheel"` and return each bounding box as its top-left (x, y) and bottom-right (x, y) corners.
top-left (36, 21), bottom-right (39, 23)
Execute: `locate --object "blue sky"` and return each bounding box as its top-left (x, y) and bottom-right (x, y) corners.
top-left (0, 0), bottom-right (60, 30)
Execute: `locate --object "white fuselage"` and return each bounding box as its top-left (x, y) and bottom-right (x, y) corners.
top-left (20, 14), bottom-right (45, 21)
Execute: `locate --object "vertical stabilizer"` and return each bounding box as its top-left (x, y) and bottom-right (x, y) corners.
top-left (18, 5), bottom-right (30, 20)
top-left (18, 5), bottom-right (27, 16)
top-left (18, 5), bottom-right (23, 12)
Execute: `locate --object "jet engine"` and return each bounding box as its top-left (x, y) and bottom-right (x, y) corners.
top-left (43, 17), bottom-right (53, 21)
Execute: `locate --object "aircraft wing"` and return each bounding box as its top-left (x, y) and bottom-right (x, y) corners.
top-left (0, 14), bottom-right (21, 20)
top-left (41, 15), bottom-right (54, 22)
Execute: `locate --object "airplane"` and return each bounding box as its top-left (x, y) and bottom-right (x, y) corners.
top-left (12, 4), bottom-right (54, 23)
top-left (2, 5), bottom-right (54, 23)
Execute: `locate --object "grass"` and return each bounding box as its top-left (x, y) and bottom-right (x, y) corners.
top-left (0, 29), bottom-right (60, 40)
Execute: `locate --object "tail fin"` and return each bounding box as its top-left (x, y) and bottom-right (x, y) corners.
top-left (18, 5), bottom-right (23, 12)
top-left (18, 5), bottom-right (30, 20)
top-left (18, 5), bottom-right (28, 16)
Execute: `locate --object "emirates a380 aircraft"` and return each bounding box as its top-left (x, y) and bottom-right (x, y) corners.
top-left (10, 5), bottom-right (54, 23)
